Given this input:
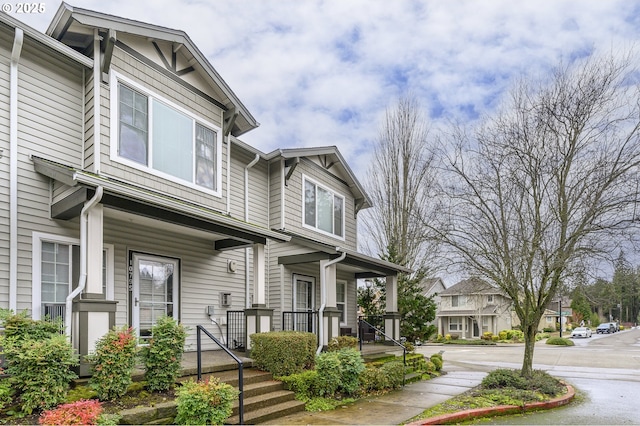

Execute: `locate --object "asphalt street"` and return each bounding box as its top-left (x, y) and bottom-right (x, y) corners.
top-left (417, 327), bottom-right (640, 424)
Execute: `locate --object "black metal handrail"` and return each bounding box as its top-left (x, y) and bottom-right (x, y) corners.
top-left (196, 325), bottom-right (244, 425)
top-left (357, 317), bottom-right (407, 386)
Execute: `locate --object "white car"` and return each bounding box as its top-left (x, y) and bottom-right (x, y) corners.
top-left (570, 327), bottom-right (592, 338)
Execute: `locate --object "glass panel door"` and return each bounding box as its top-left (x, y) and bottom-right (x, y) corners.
top-left (131, 253), bottom-right (179, 342)
top-left (294, 275), bottom-right (315, 332)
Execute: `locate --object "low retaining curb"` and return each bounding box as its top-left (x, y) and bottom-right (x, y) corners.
top-left (407, 383), bottom-right (575, 425)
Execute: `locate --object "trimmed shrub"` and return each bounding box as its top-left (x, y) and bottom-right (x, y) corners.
top-left (545, 337), bottom-right (574, 346)
top-left (327, 335), bottom-right (357, 351)
top-left (528, 370), bottom-right (564, 396)
top-left (430, 354), bottom-right (443, 371)
top-left (39, 399), bottom-right (103, 425)
top-left (175, 378), bottom-right (238, 425)
top-left (481, 331), bottom-right (493, 340)
top-left (543, 327), bottom-right (555, 333)
top-left (4, 333), bottom-right (78, 414)
top-left (482, 368), bottom-right (528, 389)
top-left (358, 365), bottom-right (389, 392)
top-left (380, 361), bottom-right (405, 389)
top-left (498, 330), bottom-right (508, 340)
top-left (425, 360), bottom-right (436, 374)
top-left (278, 370), bottom-right (319, 400)
top-left (87, 326), bottom-right (138, 401)
top-left (491, 335), bottom-right (500, 342)
top-left (142, 316), bottom-right (187, 391)
top-left (403, 341), bottom-right (415, 352)
top-left (315, 348), bottom-right (365, 396)
top-left (250, 331), bottom-right (316, 376)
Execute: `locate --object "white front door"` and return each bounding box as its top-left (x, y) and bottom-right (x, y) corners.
top-left (131, 253), bottom-right (179, 341)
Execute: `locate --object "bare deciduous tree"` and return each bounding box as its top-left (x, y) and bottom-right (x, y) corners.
top-left (362, 95), bottom-right (439, 272)
top-left (432, 52), bottom-right (640, 377)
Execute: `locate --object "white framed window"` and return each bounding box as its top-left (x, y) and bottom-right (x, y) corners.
top-left (337, 280), bottom-right (347, 325)
top-left (32, 233), bottom-right (114, 321)
top-left (110, 72), bottom-right (222, 196)
top-left (449, 317), bottom-right (462, 331)
top-left (451, 295), bottom-right (459, 307)
top-left (302, 175), bottom-right (345, 239)
top-left (487, 294), bottom-right (494, 303)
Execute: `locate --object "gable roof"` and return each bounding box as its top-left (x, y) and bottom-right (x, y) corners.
top-left (46, 2), bottom-right (258, 136)
top-left (266, 146), bottom-right (372, 211)
top-left (421, 277), bottom-right (446, 296)
top-left (439, 277), bottom-right (504, 296)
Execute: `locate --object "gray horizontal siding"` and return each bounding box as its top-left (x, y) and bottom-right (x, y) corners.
top-left (99, 48), bottom-right (229, 213)
top-left (282, 159), bottom-right (358, 250)
top-left (0, 35), bottom-right (10, 307)
top-left (103, 214), bottom-right (250, 351)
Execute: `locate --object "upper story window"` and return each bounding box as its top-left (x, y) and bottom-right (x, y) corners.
top-left (487, 294), bottom-right (494, 304)
top-left (451, 295), bottom-right (459, 307)
top-left (111, 73), bottom-right (221, 196)
top-left (303, 176), bottom-right (344, 239)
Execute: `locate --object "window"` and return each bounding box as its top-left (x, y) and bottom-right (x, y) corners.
top-left (111, 73), bottom-right (222, 195)
top-left (487, 294), bottom-right (494, 303)
top-left (449, 317), bottom-right (462, 331)
top-left (32, 233), bottom-right (114, 323)
top-left (303, 176), bottom-right (344, 238)
top-left (451, 295), bottom-right (459, 307)
top-left (337, 281), bottom-right (346, 324)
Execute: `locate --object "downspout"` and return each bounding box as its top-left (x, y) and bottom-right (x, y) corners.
top-left (92, 29), bottom-right (101, 173)
top-left (226, 133), bottom-right (232, 214)
top-left (65, 187), bottom-right (103, 338)
top-left (9, 28), bottom-right (24, 312)
top-left (245, 154), bottom-right (259, 308)
top-left (316, 249), bottom-right (346, 355)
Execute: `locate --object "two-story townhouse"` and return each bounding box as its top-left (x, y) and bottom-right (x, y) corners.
top-left (0, 3), bottom-right (408, 375)
top-left (436, 278), bottom-right (513, 339)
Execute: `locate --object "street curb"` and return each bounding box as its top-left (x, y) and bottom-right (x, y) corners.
top-left (406, 383), bottom-right (575, 425)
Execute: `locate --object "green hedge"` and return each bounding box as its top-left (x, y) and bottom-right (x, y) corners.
top-left (250, 331), bottom-right (316, 376)
top-left (545, 337), bottom-right (574, 346)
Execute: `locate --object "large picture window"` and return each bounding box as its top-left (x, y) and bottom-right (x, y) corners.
top-left (303, 176), bottom-right (344, 238)
top-left (449, 317), bottom-right (462, 332)
top-left (112, 74), bottom-right (221, 194)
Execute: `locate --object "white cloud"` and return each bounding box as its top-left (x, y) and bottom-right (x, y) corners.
top-left (10, 0), bottom-right (640, 179)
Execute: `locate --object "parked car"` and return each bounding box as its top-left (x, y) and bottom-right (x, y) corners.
top-left (596, 323), bottom-right (616, 334)
top-left (570, 327), bottom-right (592, 338)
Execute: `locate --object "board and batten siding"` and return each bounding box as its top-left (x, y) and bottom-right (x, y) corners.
top-left (0, 31), bottom-right (11, 307)
top-left (282, 158), bottom-right (358, 251)
top-left (103, 214), bottom-right (249, 351)
top-left (98, 47), bottom-right (229, 213)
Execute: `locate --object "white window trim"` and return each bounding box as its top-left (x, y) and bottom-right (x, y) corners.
top-left (301, 174), bottom-right (346, 241)
top-left (337, 280), bottom-right (347, 325)
top-left (32, 232), bottom-right (115, 320)
top-left (448, 317), bottom-right (462, 332)
top-left (109, 71), bottom-right (223, 197)
top-left (451, 295), bottom-right (459, 308)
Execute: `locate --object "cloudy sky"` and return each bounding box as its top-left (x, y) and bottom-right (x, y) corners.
top-left (10, 0), bottom-right (640, 180)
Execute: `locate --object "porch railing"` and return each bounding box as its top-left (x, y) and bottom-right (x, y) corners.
top-left (43, 303), bottom-right (65, 334)
top-left (226, 310), bottom-right (246, 351)
top-left (282, 310), bottom-right (317, 333)
top-left (357, 317), bottom-right (407, 386)
top-left (196, 325), bottom-right (244, 425)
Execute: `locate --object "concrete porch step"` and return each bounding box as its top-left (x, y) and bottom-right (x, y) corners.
top-left (227, 399), bottom-right (307, 425)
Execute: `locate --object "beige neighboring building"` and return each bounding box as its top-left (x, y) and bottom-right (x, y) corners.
top-left (436, 278), bottom-right (513, 338)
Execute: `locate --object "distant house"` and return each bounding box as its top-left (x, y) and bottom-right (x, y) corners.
top-left (420, 277), bottom-right (447, 301)
top-left (436, 278), bottom-right (513, 338)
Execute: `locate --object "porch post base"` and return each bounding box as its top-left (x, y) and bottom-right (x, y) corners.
top-left (72, 299), bottom-right (117, 377)
top-left (383, 312), bottom-right (401, 344)
top-left (245, 306), bottom-right (273, 354)
top-left (321, 307), bottom-right (341, 351)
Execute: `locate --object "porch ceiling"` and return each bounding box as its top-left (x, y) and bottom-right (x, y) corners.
top-left (32, 156), bottom-right (290, 249)
top-left (436, 307), bottom-right (499, 317)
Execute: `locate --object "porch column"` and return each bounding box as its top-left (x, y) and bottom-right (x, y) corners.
top-left (245, 243), bottom-right (272, 353)
top-left (75, 205), bottom-right (116, 377)
top-left (320, 260), bottom-right (341, 349)
top-left (383, 275), bottom-right (401, 343)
